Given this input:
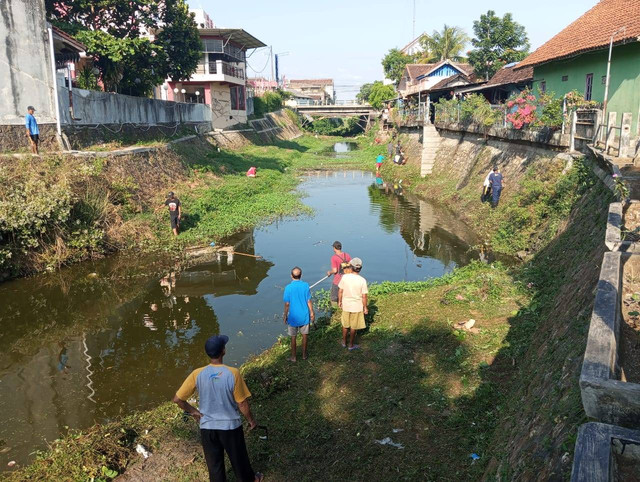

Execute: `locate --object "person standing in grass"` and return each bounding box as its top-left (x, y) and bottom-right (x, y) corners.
top-left (283, 266), bottom-right (315, 362)
top-left (488, 166), bottom-right (505, 208)
top-left (338, 258), bottom-right (368, 350)
top-left (164, 191), bottom-right (182, 235)
top-left (173, 335), bottom-right (263, 482)
top-left (25, 106), bottom-right (39, 154)
top-left (327, 241), bottom-right (351, 308)
top-left (376, 154), bottom-right (384, 172)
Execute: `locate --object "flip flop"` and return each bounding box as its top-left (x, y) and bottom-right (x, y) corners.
top-left (255, 473), bottom-right (264, 482)
top-left (348, 345), bottom-right (360, 351)
top-left (340, 342), bottom-right (347, 348)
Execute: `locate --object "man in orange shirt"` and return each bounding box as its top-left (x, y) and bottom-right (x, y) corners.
top-left (173, 335), bottom-right (263, 481)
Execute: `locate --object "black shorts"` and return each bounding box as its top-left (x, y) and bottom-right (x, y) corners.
top-left (29, 134), bottom-right (39, 144)
top-left (331, 283), bottom-right (339, 302)
top-left (170, 216), bottom-right (180, 229)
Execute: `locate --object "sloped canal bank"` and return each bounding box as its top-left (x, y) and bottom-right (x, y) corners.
top-left (1, 168), bottom-right (498, 473)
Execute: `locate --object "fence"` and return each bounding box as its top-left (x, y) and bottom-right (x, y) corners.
top-left (57, 87), bottom-right (212, 126)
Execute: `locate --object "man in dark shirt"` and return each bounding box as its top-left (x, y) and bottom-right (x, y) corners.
top-left (164, 191), bottom-right (182, 235)
top-left (488, 167), bottom-right (505, 208)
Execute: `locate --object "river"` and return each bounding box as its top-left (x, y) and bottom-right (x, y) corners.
top-left (0, 168), bottom-right (493, 468)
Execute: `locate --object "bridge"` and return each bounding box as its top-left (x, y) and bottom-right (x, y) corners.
top-left (295, 104), bottom-right (378, 119)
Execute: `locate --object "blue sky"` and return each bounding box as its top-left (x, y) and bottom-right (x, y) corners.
top-left (187, 0), bottom-right (597, 99)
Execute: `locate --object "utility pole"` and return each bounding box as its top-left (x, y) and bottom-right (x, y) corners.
top-left (602, 26), bottom-right (626, 123)
top-left (270, 46), bottom-right (275, 83)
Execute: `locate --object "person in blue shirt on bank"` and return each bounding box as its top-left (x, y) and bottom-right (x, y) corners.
top-left (488, 166), bottom-right (505, 208)
top-left (283, 266), bottom-right (315, 362)
top-left (376, 154), bottom-right (384, 172)
top-left (25, 106), bottom-right (40, 154)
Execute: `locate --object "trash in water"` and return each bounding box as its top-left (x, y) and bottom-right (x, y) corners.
top-left (237, 331), bottom-right (244, 336)
top-left (7, 461), bottom-right (16, 467)
top-left (136, 444), bottom-right (151, 459)
top-left (392, 428), bottom-right (404, 433)
top-left (470, 453), bottom-right (480, 461)
top-left (375, 437), bottom-right (404, 449)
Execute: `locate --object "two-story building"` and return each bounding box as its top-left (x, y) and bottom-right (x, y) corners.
top-left (161, 22), bottom-right (266, 129)
top-left (286, 79), bottom-right (335, 105)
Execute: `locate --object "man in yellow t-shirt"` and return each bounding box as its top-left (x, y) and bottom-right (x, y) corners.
top-left (338, 258), bottom-right (368, 351)
top-left (173, 335), bottom-right (263, 482)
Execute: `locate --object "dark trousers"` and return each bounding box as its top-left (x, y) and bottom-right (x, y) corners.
top-left (492, 187), bottom-right (502, 207)
top-left (201, 427), bottom-right (255, 482)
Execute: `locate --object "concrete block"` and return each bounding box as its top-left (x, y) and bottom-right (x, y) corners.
top-left (605, 201), bottom-right (640, 253)
top-left (571, 422), bottom-right (640, 481)
top-left (580, 252), bottom-right (640, 428)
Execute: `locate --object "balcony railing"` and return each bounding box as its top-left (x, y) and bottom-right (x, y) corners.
top-left (194, 61), bottom-right (245, 80)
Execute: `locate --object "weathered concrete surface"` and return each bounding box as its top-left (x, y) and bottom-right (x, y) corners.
top-left (435, 121), bottom-right (570, 148)
top-left (571, 422), bottom-right (640, 481)
top-left (0, 123), bottom-right (59, 152)
top-left (206, 110), bottom-right (301, 149)
top-left (58, 87), bottom-right (211, 126)
top-left (606, 201), bottom-right (640, 253)
top-left (580, 252), bottom-right (640, 428)
top-left (0, 0), bottom-right (56, 124)
top-left (420, 124), bottom-right (439, 176)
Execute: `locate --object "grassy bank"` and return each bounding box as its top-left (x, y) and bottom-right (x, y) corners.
top-left (0, 133), bottom-right (380, 279)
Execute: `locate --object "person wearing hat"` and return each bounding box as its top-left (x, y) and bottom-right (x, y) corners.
top-left (163, 191), bottom-right (182, 235)
top-left (338, 258), bottom-right (368, 350)
top-left (25, 106), bottom-right (39, 154)
top-left (488, 166), bottom-right (505, 208)
top-left (173, 335), bottom-right (263, 482)
top-left (326, 241), bottom-right (351, 308)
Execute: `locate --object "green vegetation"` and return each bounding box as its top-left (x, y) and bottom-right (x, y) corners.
top-left (302, 116), bottom-right (363, 136)
top-left (48, 0), bottom-right (200, 96)
top-left (381, 48), bottom-right (415, 85)
top-left (418, 25), bottom-right (469, 62)
top-left (468, 10), bottom-right (530, 80)
top-left (252, 91), bottom-right (286, 118)
top-left (356, 81), bottom-right (396, 109)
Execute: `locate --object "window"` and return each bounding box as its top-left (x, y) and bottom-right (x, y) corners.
top-left (561, 75), bottom-right (568, 82)
top-left (230, 86), bottom-right (246, 111)
top-left (540, 81), bottom-right (546, 93)
top-left (585, 73), bottom-right (593, 100)
top-left (602, 75), bottom-right (607, 85)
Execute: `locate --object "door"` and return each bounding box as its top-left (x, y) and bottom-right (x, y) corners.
top-left (585, 73), bottom-right (594, 101)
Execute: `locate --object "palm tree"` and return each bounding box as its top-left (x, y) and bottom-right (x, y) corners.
top-left (419, 25), bottom-right (469, 63)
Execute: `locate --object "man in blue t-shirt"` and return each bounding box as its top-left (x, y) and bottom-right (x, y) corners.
top-left (283, 266), bottom-right (315, 362)
top-left (25, 106), bottom-right (40, 154)
top-left (488, 166), bottom-right (505, 208)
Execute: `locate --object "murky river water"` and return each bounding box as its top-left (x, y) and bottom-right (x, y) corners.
top-left (0, 169), bottom-right (492, 468)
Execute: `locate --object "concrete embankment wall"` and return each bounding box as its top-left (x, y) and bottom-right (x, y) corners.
top-left (412, 126), bottom-right (614, 479)
top-left (206, 110), bottom-right (302, 149)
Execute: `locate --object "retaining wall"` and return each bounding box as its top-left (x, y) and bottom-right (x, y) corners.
top-left (206, 110), bottom-right (302, 149)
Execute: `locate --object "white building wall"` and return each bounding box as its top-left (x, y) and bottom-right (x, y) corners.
top-left (0, 0), bottom-right (57, 124)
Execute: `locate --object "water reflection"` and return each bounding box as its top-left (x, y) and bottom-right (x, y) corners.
top-left (1, 171), bottom-right (502, 469)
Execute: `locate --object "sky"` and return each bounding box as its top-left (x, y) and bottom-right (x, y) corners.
top-left (187, 0), bottom-right (598, 100)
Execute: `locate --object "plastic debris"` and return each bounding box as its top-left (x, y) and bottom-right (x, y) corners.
top-left (375, 437), bottom-right (404, 449)
top-left (136, 444), bottom-right (151, 459)
top-left (210, 241), bottom-right (216, 247)
top-left (7, 461), bottom-right (16, 467)
top-left (392, 428), bottom-right (404, 433)
top-left (470, 453), bottom-right (480, 461)
top-left (464, 319), bottom-right (476, 330)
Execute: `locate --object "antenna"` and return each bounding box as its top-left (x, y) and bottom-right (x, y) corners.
top-left (412, 0), bottom-right (416, 39)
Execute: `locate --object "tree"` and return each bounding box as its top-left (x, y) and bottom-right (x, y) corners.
top-left (381, 49), bottom-right (414, 85)
top-left (419, 25), bottom-right (469, 62)
top-left (356, 83), bottom-right (374, 104)
top-left (368, 82), bottom-right (396, 110)
top-left (468, 10), bottom-right (530, 81)
top-left (46, 0), bottom-right (201, 97)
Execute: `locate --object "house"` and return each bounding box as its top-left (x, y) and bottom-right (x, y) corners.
top-left (160, 13), bottom-right (266, 129)
top-left (401, 33), bottom-right (426, 57)
top-left (247, 78), bottom-right (279, 96)
top-left (516, 0), bottom-right (640, 134)
top-left (286, 79), bottom-right (335, 105)
top-left (458, 63), bottom-right (533, 103)
top-left (397, 61), bottom-right (476, 99)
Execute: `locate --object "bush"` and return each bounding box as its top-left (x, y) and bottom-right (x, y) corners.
top-left (460, 94), bottom-right (500, 127)
top-left (302, 116), bottom-right (363, 136)
top-left (253, 91), bottom-right (283, 118)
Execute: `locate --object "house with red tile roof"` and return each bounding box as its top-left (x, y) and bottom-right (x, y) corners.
top-left (516, 0), bottom-right (640, 133)
top-left (457, 62), bottom-right (533, 104)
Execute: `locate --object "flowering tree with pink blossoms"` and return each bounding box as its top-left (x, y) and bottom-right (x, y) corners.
top-left (506, 90), bottom-right (537, 129)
